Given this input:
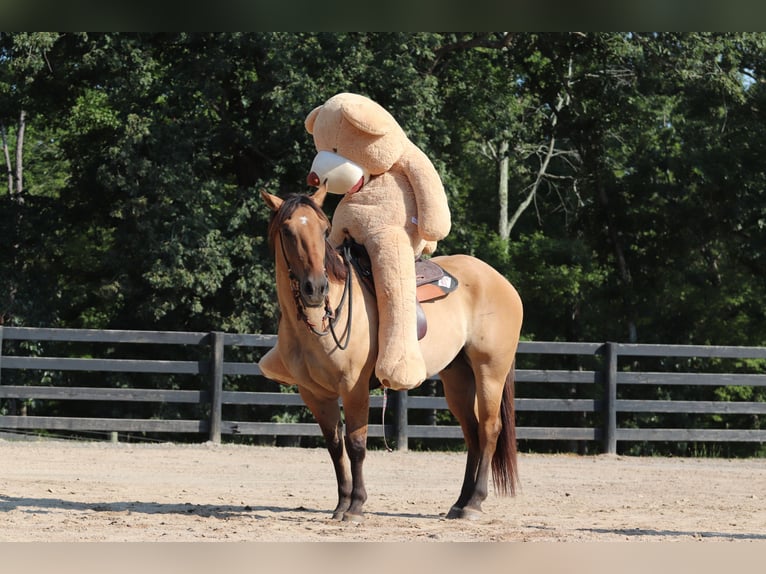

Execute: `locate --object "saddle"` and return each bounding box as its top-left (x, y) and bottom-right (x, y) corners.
top-left (343, 240), bottom-right (458, 340)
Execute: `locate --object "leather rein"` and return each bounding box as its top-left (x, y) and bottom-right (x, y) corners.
top-left (279, 231), bottom-right (354, 350)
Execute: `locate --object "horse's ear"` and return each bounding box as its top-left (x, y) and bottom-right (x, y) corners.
top-left (260, 190), bottom-right (283, 212)
top-left (310, 183), bottom-right (328, 208)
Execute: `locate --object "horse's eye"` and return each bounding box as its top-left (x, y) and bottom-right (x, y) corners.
top-left (281, 225), bottom-right (294, 239)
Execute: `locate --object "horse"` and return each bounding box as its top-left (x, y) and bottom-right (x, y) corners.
top-left (258, 188), bottom-right (523, 522)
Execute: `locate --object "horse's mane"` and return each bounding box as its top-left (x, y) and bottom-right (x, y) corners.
top-left (267, 193), bottom-right (348, 283)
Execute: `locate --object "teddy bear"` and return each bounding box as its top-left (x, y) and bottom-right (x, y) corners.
top-left (303, 92), bottom-right (451, 390)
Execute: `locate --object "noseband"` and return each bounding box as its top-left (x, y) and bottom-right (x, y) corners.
top-left (279, 230), bottom-right (354, 350)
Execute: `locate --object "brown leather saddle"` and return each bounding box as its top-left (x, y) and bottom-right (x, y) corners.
top-left (343, 240), bottom-right (458, 340)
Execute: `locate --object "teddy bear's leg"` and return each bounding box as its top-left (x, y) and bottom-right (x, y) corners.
top-left (366, 233), bottom-right (428, 391)
top-left (258, 344), bottom-right (297, 386)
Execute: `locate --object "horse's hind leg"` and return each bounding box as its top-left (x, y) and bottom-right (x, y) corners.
top-left (297, 387), bottom-right (352, 520)
top-left (441, 354), bottom-right (507, 519)
top-left (440, 355), bottom-right (483, 519)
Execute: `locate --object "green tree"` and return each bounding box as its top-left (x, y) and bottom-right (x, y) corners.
top-left (0, 32), bottom-right (65, 326)
top-left (5, 31), bottom-right (766, 348)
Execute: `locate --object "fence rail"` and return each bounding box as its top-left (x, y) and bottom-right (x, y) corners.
top-left (1, 326), bottom-right (765, 453)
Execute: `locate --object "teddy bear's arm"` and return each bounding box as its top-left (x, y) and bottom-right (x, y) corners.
top-left (401, 144), bottom-right (451, 241)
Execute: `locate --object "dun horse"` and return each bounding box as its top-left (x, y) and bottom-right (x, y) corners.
top-left (259, 189), bottom-right (523, 521)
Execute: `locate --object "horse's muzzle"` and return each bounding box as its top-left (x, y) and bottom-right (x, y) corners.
top-left (300, 275), bottom-right (329, 307)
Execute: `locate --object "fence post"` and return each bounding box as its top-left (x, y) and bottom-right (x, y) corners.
top-left (393, 389), bottom-right (408, 452)
top-left (208, 331), bottom-right (224, 443)
top-left (603, 341), bottom-right (618, 454)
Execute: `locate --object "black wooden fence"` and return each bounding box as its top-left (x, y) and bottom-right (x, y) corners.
top-left (1, 326), bottom-right (765, 453)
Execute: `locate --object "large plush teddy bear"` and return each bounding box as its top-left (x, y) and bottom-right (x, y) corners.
top-left (304, 92), bottom-right (451, 390)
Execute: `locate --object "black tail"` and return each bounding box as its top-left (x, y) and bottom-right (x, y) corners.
top-left (492, 362), bottom-right (519, 496)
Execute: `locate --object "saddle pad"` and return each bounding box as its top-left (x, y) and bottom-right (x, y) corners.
top-left (415, 259), bottom-right (459, 302)
top-left (415, 258), bottom-right (446, 285)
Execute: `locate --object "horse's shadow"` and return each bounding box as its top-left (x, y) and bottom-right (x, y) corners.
top-left (577, 526), bottom-right (766, 541)
top-left (0, 495), bottom-right (440, 521)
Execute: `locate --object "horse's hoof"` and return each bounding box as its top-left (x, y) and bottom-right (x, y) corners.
top-left (446, 505), bottom-right (483, 520)
top-left (342, 512), bottom-right (365, 523)
top-left (331, 511), bottom-right (345, 521)
top-left (446, 505), bottom-right (464, 519)
top-left (460, 507), bottom-right (484, 521)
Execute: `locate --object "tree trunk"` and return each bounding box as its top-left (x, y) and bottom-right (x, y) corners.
top-left (498, 140), bottom-right (510, 241)
top-left (15, 110), bottom-right (25, 195)
top-left (1, 122), bottom-right (12, 195)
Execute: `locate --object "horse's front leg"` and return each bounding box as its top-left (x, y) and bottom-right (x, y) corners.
top-left (297, 387), bottom-right (352, 520)
top-left (339, 384), bottom-right (370, 522)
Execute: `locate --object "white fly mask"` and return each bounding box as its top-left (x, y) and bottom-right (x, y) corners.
top-left (307, 151), bottom-right (370, 195)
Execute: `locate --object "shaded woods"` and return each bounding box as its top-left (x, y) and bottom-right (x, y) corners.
top-left (2, 33), bottom-right (765, 455)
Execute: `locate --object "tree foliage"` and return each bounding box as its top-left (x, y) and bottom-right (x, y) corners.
top-left (2, 33), bottom-right (765, 453)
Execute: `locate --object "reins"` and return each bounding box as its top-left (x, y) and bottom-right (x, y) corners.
top-left (329, 242), bottom-right (354, 349)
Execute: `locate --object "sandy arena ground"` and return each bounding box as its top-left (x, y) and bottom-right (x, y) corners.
top-left (0, 440), bottom-right (764, 542)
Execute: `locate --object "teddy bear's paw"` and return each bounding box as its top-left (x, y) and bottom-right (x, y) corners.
top-left (375, 353), bottom-right (427, 391)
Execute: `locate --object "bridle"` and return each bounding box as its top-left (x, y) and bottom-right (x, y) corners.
top-left (279, 230), bottom-right (354, 351)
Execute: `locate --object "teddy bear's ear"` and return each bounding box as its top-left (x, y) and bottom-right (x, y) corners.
top-left (305, 105), bottom-right (322, 134)
top-left (339, 98), bottom-right (397, 136)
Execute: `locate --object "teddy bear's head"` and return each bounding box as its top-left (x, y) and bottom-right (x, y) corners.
top-left (305, 93), bottom-right (408, 177)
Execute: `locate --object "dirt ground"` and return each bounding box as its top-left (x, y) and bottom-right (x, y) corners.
top-left (0, 439), bottom-right (764, 542)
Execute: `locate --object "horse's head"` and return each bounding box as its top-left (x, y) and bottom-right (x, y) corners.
top-left (262, 189), bottom-right (345, 308)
